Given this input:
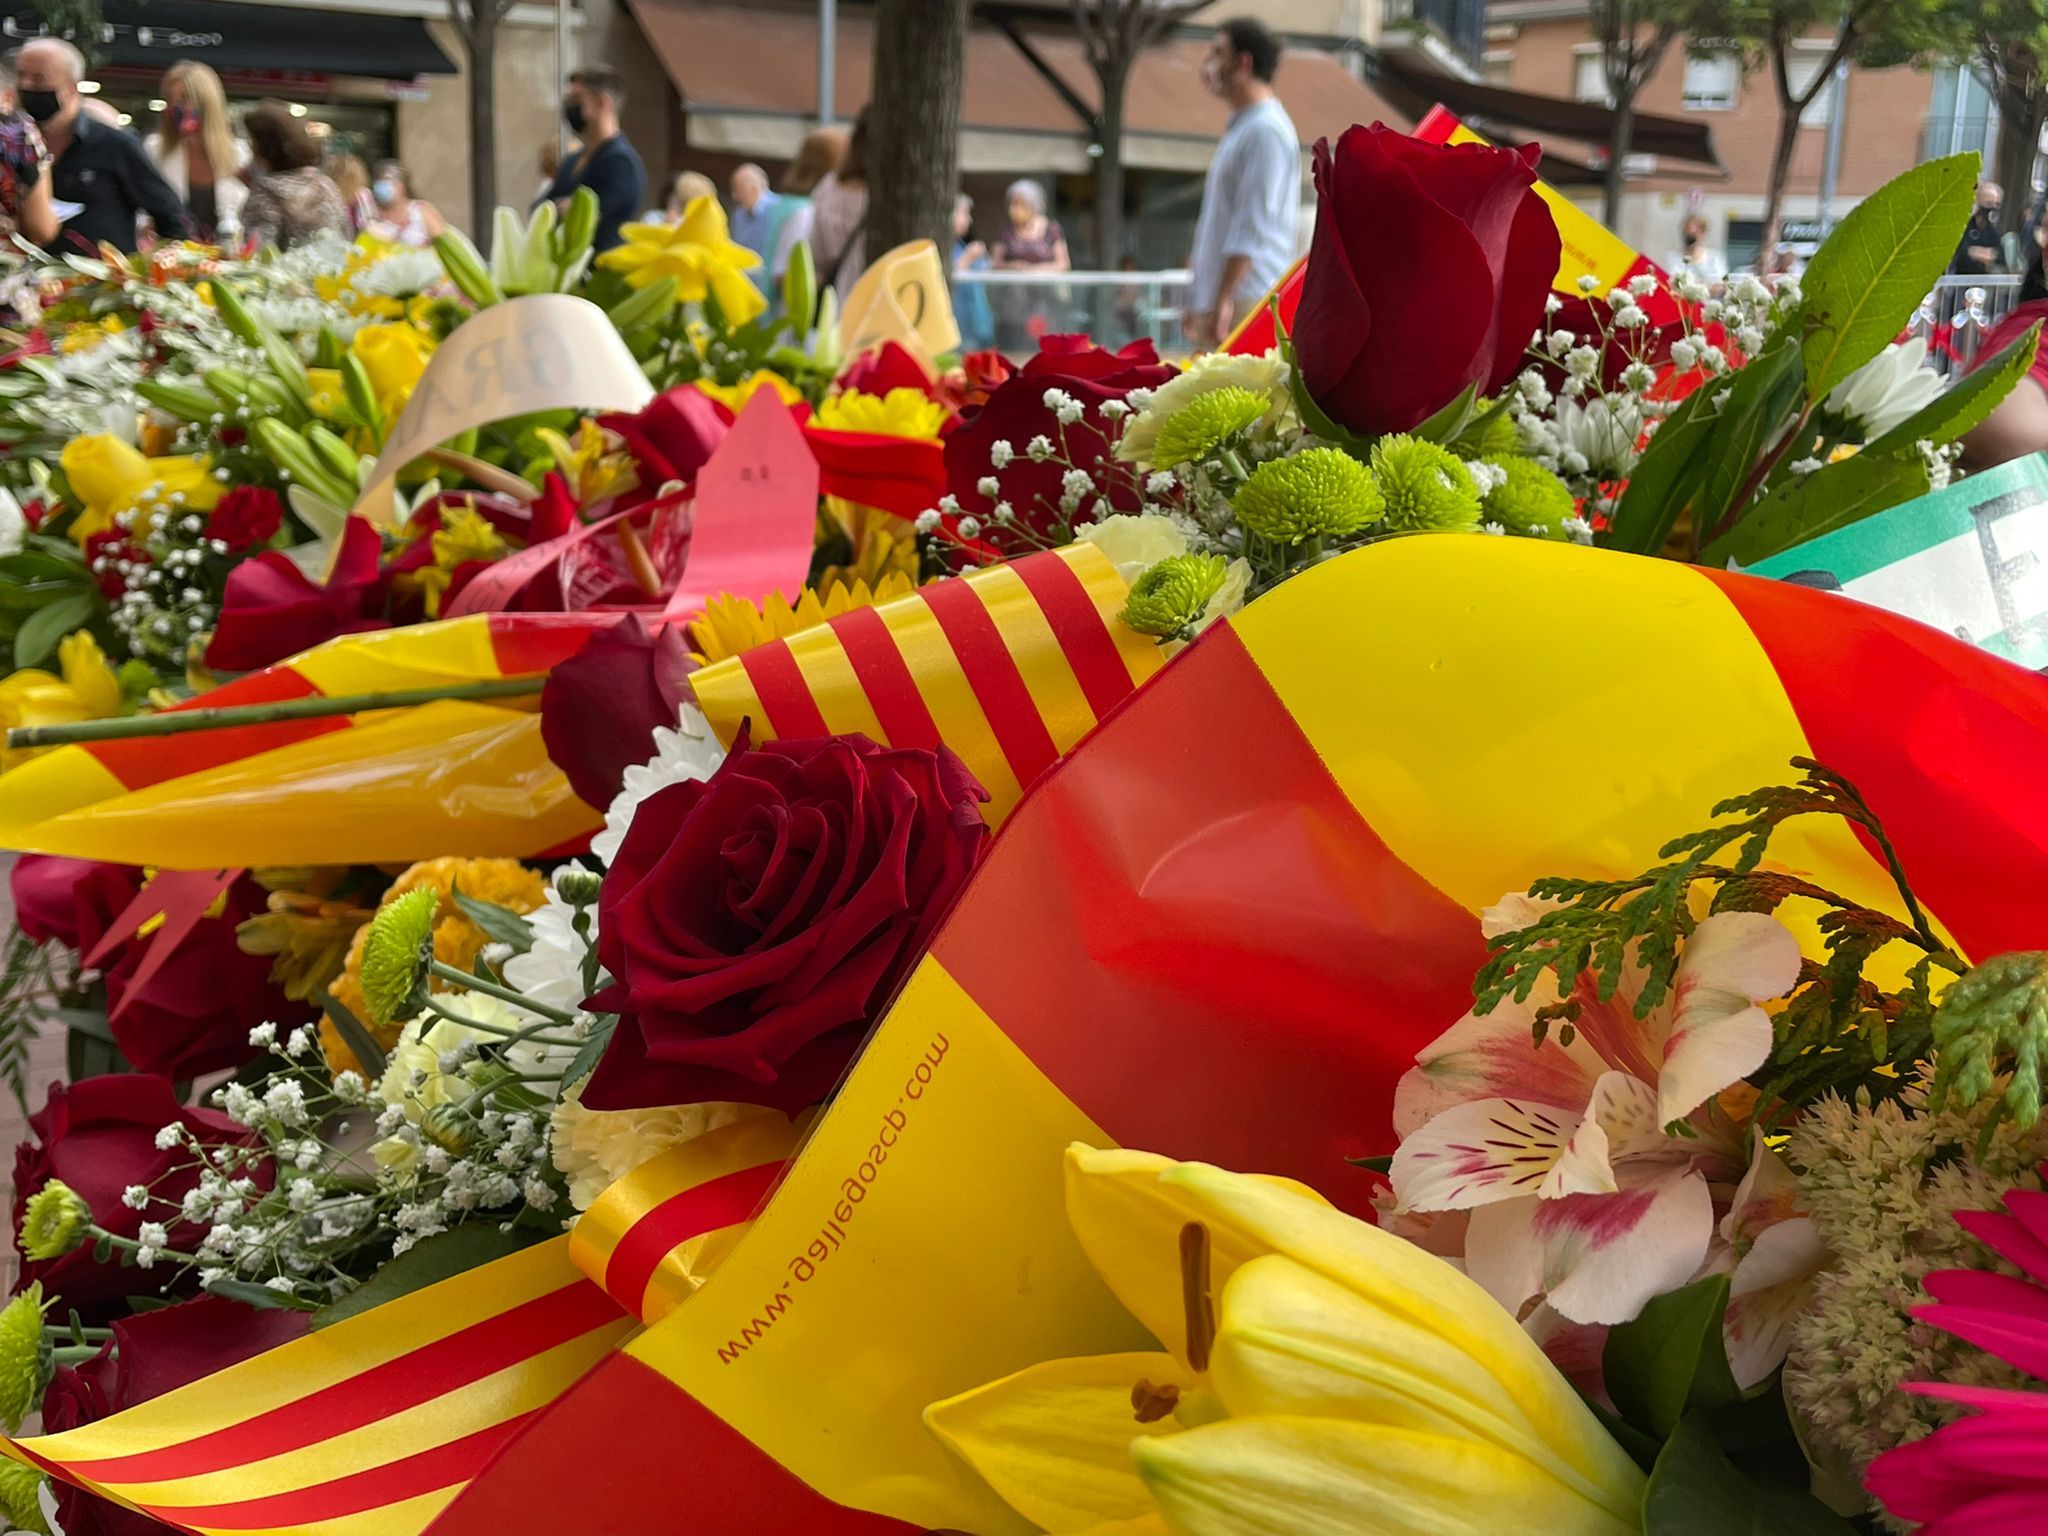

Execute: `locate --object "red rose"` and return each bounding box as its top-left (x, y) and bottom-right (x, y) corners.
top-left (1294, 124), bottom-right (1559, 435)
top-left (11, 854), bottom-right (140, 955)
top-left (41, 1295), bottom-right (308, 1536)
top-left (583, 732), bottom-right (990, 1111)
top-left (205, 513), bottom-right (387, 672)
top-left (202, 485), bottom-right (284, 552)
top-left (12, 1076), bottom-right (260, 1321)
top-left (599, 385), bottom-right (730, 496)
top-left (837, 339), bottom-right (938, 398)
top-left (539, 614), bottom-right (696, 807)
top-left (942, 337), bottom-right (1174, 553)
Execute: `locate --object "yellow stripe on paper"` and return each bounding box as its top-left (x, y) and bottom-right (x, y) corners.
top-left (216, 1484), bottom-right (461, 1536)
top-left (970, 561), bottom-right (1101, 757)
top-left (290, 614), bottom-right (508, 696)
top-left (882, 599), bottom-right (1024, 811)
top-left (783, 623), bottom-right (890, 743)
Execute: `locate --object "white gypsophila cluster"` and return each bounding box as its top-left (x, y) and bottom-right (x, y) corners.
top-left (591, 703), bottom-right (728, 867)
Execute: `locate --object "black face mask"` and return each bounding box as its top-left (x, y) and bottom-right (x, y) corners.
top-left (20, 89), bottom-right (60, 124)
top-left (563, 97), bottom-right (586, 135)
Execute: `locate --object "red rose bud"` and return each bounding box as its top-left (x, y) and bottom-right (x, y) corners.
top-left (837, 339), bottom-right (940, 400)
top-left (539, 614), bottom-right (697, 808)
top-left (1294, 124), bottom-right (1560, 435)
top-left (583, 731), bottom-right (990, 1112)
top-left (41, 1295), bottom-right (308, 1536)
top-left (599, 385), bottom-right (730, 498)
top-left (11, 1077), bottom-right (266, 1321)
top-left (202, 485), bottom-right (285, 552)
top-left (205, 513), bottom-right (387, 672)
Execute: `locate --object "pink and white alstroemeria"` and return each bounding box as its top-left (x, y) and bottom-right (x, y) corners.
top-left (1715, 1131), bottom-right (1828, 1388)
top-left (1389, 903), bottom-right (1802, 1328)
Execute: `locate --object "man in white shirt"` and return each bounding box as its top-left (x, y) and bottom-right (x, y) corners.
top-left (1184, 18), bottom-right (1301, 349)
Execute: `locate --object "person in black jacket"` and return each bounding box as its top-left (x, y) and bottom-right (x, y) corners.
top-left (534, 62), bottom-right (643, 253)
top-left (15, 37), bottom-right (188, 253)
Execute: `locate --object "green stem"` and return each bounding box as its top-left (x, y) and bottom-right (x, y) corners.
top-left (421, 997), bottom-right (582, 1050)
top-left (52, 1344), bottom-right (102, 1366)
top-left (6, 677), bottom-right (544, 750)
top-left (88, 1225), bottom-right (203, 1267)
top-left (426, 961), bottom-right (579, 1025)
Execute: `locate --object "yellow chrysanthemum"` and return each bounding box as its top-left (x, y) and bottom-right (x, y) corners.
top-left (693, 369), bottom-right (803, 415)
top-left (58, 433), bottom-right (224, 545)
top-left (815, 498), bottom-right (920, 598)
top-left (688, 574), bottom-right (917, 665)
top-left (599, 196), bottom-right (767, 325)
top-left (325, 857), bottom-right (548, 1074)
top-left (812, 388), bottom-right (948, 442)
top-left (0, 631), bottom-right (123, 770)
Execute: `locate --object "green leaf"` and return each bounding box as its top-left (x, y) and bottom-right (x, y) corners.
top-left (207, 1277), bottom-right (321, 1311)
top-left (560, 1015), bottom-right (615, 1089)
top-left (310, 1225), bottom-right (543, 1329)
top-left (1408, 383), bottom-right (1481, 446)
top-left (10, 589), bottom-right (96, 668)
top-left (1274, 302), bottom-right (1377, 457)
top-left (1644, 1412), bottom-right (1859, 1536)
top-left (450, 886), bottom-right (536, 956)
top-left (320, 993), bottom-right (387, 1078)
top-left (1691, 339), bottom-right (1805, 545)
top-left (1706, 450), bottom-right (1931, 568)
top-left (1800, 153), bottom-right (1979, 404)
top-left (1605, 376), bottom-right (1731, 555)
top-left (1602, 1274), bottom-right (1740, 1441)
top-left (1864, 322), bottom-right (2043, 458)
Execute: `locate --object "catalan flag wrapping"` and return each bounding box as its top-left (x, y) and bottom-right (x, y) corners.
top-left (0, 543), bottom-right (1152, 866)
top-left (13, 537), bottom-right (2048, 1535)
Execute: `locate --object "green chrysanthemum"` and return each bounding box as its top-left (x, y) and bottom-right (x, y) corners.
top-left (1482, 455), bottom-right (1576, 539)
top-left (1147, 386), bottom-right (1268, 468)
top-left (19, 1183), bottom-right (91, 1264)
top-left (360, 885), bottom-right (439, 1026)
top-left (1120, 554), bottom-right (1230, 638)
top-left (0, 1458), bottom-right (49, 1536)
top-left (1231, 447), bottom-right (1383, 545)
top-left (1370, 435), bottom-right (1482, 533)
top-left (0, 1284), bottom-right (47, 1434)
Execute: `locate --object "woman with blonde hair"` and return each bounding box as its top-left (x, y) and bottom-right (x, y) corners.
top-left (769, 125), bottom-right (845, 286)
top-left (146, 60), bottom-right (247, 242)
top-left (327, 152), bottom-right (373, 234)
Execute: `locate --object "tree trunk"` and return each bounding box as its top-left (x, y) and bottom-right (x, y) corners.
top-left (1994, 79), bottom-right (2047, 239)
top-left (867, 0), bottom-right (968, 256)
top-left (1602, 92), bottom-right (1634, 232)
top-left (463, 21), bottom-right (499, 237)
top-left (1094, 59), bottom-right (1130, 267)
top-left (1757, 99), bottom-right (1801, 274)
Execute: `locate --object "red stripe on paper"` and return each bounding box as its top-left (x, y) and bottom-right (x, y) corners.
top-left (920, 576), bottom-right (1061, 790)
top-left (1009, 552), bottom-right (1141, 722)
top-left (738, 641), bottom-right (832, 739)
top-left (933, 621), bottom-right (1486, 1215)
top-left (86, 667), bottom-right (341, 792)
top-left (421, 1352), bottom-right (916, 1536)
top-left (141, 1415), bottom-right (537, 1531)
top-left (68, 1284), bottom-right (623, 1484)
top-left (1700, 567), bottom-right (2048, 963)
top-left (827, 605), bottom-right (943, 750)
top-left (602, 1159), bottom-right (787, 1316)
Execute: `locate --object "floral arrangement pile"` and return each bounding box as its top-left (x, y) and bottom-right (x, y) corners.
top-left (0, 122), bottom-right (2037, 1536)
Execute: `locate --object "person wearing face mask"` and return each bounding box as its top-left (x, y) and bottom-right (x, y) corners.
top-left (365, 159), bottom-right (443, 247)
top-left (0, 57), bottom-right (57, 247)
top-left (1954, 182), bottom-right (2005, 276)
top-left (15, 37), bottom-right (188, 253)
top-left (533, 62), bottom-right (642, 253)
top-left (1182, 17), bottom-right (1299, 349)
top-left (145, 61), bottom-right (247, 245)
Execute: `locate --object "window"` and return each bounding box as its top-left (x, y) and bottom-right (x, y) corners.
top-left (1574, 49), bottom-right (1611, 107)
top-left (1682, 51), bottom-right (1739, 111)
top-left (1786, 43), bottom-right (1839, 128)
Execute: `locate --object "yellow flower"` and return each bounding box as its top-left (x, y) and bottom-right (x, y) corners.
top-left (815, 498), bottom-right (920, 598)
top-left (325, 857), bottom-right (548, 1073)
top-left (692, 369), bottom-right (802, 415)
top-left (925, 1146), bottom-right (1646, 1536)
top-left (688, 574), bottom-right (916, 665)
top-left (0, 1283), bottom-right (47, 1432)
top-left (350, 322), bottom-right (436, 420)
top-left (18, 1182), bottom-right (91, 1262)
top-left (59, 315), bottom-right (126, 355)
top-left (599, 195), bottom-right (767, 324)
top-left (236, 869), bottom-right (377, 1004)
top-left (410, 504), bottom-right (508, 618)
top-left (58, 433), bottom-right (224, 545)
top-left (0, 632), bottom-right (123, 769)
top-left (306, 366), bottom-right (345, 420)
top-left (812, 387), bottom-right (948, 441)
top-left (538, 419), bottom-right (638, 505)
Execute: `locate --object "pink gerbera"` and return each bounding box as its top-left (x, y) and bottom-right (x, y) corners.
top-left (1866, 1172), bottom-right (2048, 1534)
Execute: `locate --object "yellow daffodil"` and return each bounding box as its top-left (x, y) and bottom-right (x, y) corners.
top-left (925, 1146), bottom-right (1646, 1536)
top-left (692, 369), bottom-right (803, 416)
top-left (816, 498), bottom-right (920, 596)
top-left (350, 322), bottom-right (436, 420)
top-left (0, 632), bottom-right (123, 770)
top-left (688, 574), bottom-right (916, 665)
top-left (599, 195), bottom-right (768, 325)
top-left (812, 387), bottom-right (949, 441)
top-left (58, 434), bottom-right (224, 545)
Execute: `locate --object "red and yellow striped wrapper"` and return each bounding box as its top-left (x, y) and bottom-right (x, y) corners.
top-left (0, 544), bottom-right (1150, 865)
top-left (15, 537), bottom-right (2046, 1535)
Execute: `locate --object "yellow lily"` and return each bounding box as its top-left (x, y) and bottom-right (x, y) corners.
top-left (925, 1146), bottom-right (1646, 1536)
top-left (0, 632), bottom-right (123, 769)
top-left (688, 574), bottom-right (916, 666)
top-left (599, 195), bottom-right (767, 325)
top-left (58, 434), bottom-right (224, 545)
top-left (812, 387), bottom-right (949, 442)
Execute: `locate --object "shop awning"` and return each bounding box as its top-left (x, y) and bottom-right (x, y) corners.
top-left (0, 0), bottom-right (458, 80)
